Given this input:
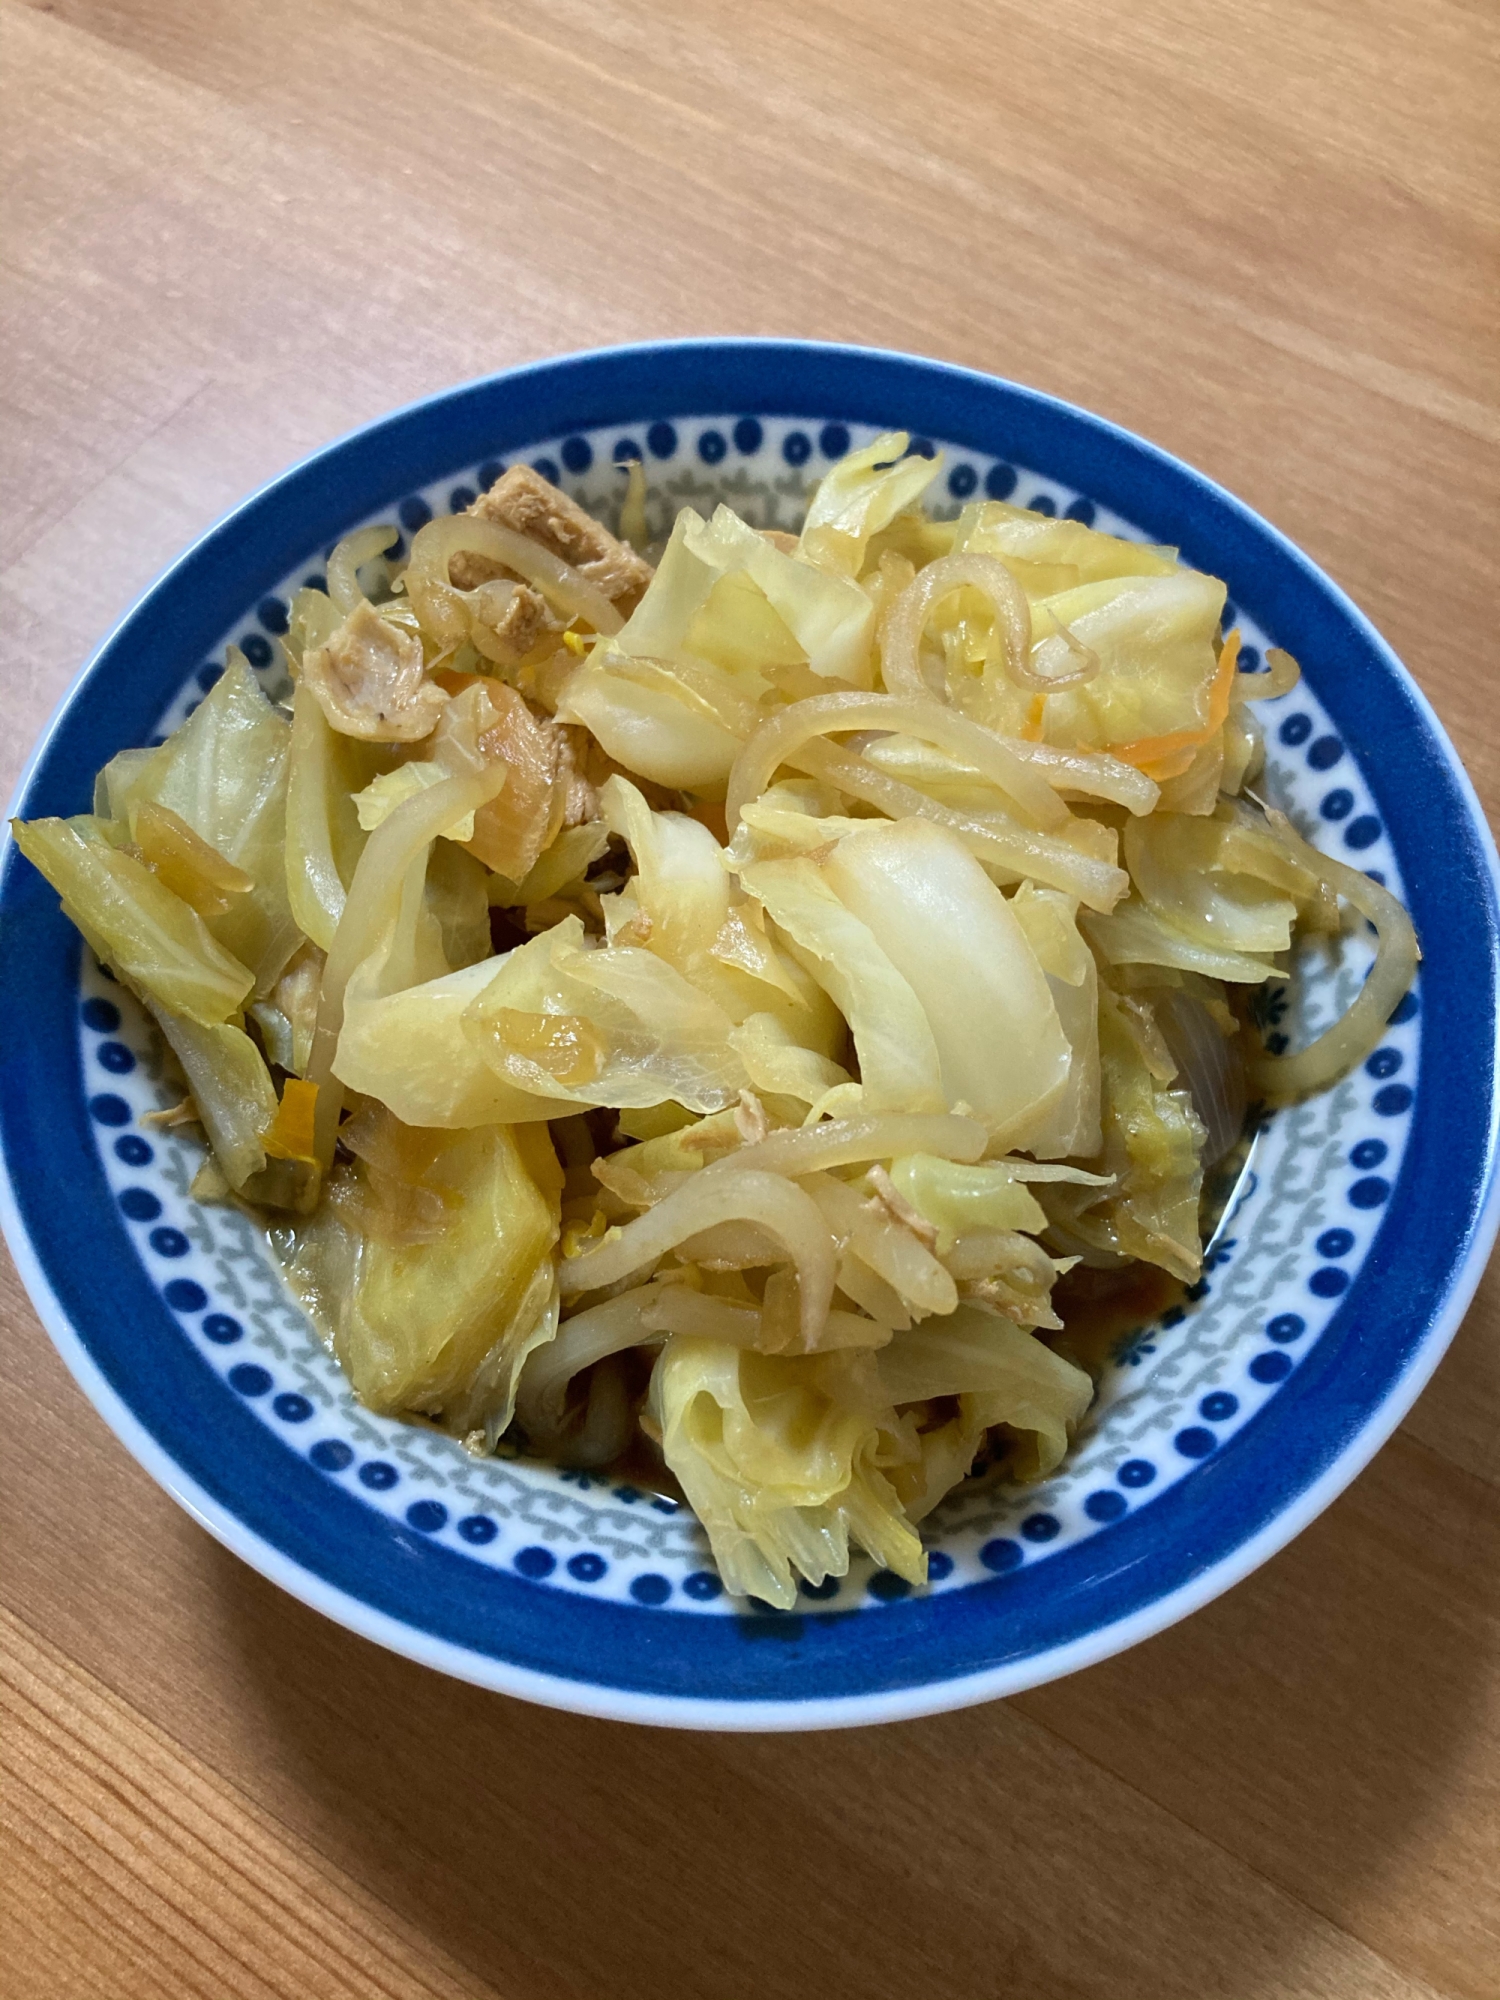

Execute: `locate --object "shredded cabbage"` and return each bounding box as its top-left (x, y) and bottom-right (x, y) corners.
top-left (16, 445), bottom-right (1415, 1605)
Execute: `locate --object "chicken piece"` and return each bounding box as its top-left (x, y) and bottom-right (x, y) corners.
top-left (448, 466), bottom-right (654, 610)
top-left (466, 577), bottom-right (561, 668)
top-left (461, 681), bottom-right (566, 880)
top-left (555, 724), bottom-right (601, 829)
top-left (303, 600), bottom-right (448, 741)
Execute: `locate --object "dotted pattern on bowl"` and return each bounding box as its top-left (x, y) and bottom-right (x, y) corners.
top-left (88, 417), bottom-right (1417, 1614)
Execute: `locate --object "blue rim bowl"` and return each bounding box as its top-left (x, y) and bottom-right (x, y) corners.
top-left (3, 339), bottom-right (1497, 1729)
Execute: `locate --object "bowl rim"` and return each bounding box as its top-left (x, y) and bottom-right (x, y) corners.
top-left (5, 335), bottom-right (1498, 1731)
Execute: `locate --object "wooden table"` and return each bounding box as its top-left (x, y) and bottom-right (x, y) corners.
top-left (2, 3), bottom-right (1497, 1995)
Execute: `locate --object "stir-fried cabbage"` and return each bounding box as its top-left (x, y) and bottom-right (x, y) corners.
top-left (14, 443), bottom-right (1416, 1606)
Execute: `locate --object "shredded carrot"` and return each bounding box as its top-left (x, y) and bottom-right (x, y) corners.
top-left (262, 1078), bottom-right (320, 1162)
top-left (1109, 628), bottom-right (1240, 777)
top-left (1018, 693), bottom-right (1047, 742)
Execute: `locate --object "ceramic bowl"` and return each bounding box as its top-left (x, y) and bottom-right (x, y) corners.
top-left (4, 340), bottom-right (1497, 1729)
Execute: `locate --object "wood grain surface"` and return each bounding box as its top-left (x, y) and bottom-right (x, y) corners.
top-left (2, 3), bottom-right (1497, 1995)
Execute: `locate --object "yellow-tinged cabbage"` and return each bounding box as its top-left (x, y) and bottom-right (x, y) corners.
top-left (285, 680), bottom-right (389, 950)
top-left (248, 941), bottom-right (323, 1077)
top-left (558, 659), bottom-right (745, 793)
top-left (877, 1307), bottom-right (1093, 1515)
top-left (14, 815), bottom-right (254, 1026)
top-left (353, 759), bottom-right (477, 840)
top-left (649, 1335), bottom-right (925, 1608)
top-left (459, 916), bottom-right (750, 1114)
top-left (935, 566), bottom-right (1226, 749)
top-left (489, 821), bottom-right (610, 908)
top-left (1124, 806), bottom-right (1317, 955)
top-left (738, 855), bottom-right (947, 1113)
top-left (1042, 986), bottom-right (1207, 1280)
top-left (683, 507), bottom-right (876, 685)
top-left (1009, 880), bottom-right (1101, 1158)
top-left (953, 500), bottom-right (1178, 600)
top-left (799, 433), bottom-right (942, 578)
top-left (728, 1011), bottom-right (850, 1106)
top-left (336, 949), bottom-right (572, 1126)
top-left (104, 657), bottom-right (301, 994)
top-left (277, 1116), bottom-right (562, 1435)
top-left (600, 776), bottom-right (842, 1057)
top-left (886, 1155), bottom-right (1050, 1251)
top-left (1082, 895), bottom-right (1279, 983)
top-left (423, 841), bottom-right (492, 973)
top-left (559, 503), bottom-right (878, 791)
top-left (818, 818), bottom-right (1072, 1148)
top-left (148, 1004), bottom-right (280, 1195)
top-left (1029, 572), bottom-right (1227, 750)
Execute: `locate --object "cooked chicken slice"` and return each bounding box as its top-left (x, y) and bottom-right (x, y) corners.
top-left (466, 577), bottom-right (562, 668)
top-left (303, 600), bottom-right (448, 741)
top-left (449, 465), bottom-right (653, 610)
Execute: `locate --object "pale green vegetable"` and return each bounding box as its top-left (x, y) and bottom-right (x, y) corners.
top-left (285, 679), bottom-right (385, 951)
top-left (353, 759), bottom-right (477, 840)
top-left (14, 816), bottom-right (253, 1025)
top-left (277, 1116), bottom-right (561, 1433)
top-left (336, 950), bottom-right (572, 1126)
top-left (1082, 896), bottom-right (1280, 983)
top-left (489, 821), bottom-right (610, 908)
top-left (560, 501), bottom-right (878, 790)
top-left (1041, 986), bottom-right (1207, 1280)
top-left (819, 818), bottom-right (1072, 1148)
top-left (953, 500), bottom-right (1178, 598)
top-left (799, 431), bottom-right (942, 577)
top-left (1009, 881), bottom-right (1101, 1158)
top-left (649, 1336), bottom-right (926, 1608)
top-left (739, 855), bottom-right (947, 1114)
top-left (461, 917), bottom-right (750, 1114)
top-left (148, 1005), bottom-right (279, 1194)
top-left (886, 1155), bottom-right (1050, 1250)
top-left (1124, 808), bottom-right (1304, 955)
top-left (106, 656), bottom-right (301, 994)
top-left (683, 506), bottom-right (875, 684)
top-left (878, 1307), bottom-right (1093, 1514)
top-left (600, 775), bottom-right (842, 1055)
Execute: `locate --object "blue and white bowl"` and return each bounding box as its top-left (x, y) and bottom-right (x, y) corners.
top-left (4, 340), bottom-right (1497, 1729)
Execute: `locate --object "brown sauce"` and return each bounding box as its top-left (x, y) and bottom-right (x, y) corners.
top-left (1046, 1261), bottom-right (1188, 1379)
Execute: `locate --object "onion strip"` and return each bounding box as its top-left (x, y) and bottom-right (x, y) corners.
top-left (404, 516), bottom-right (624, 636)
top-left (707, 1112), bottom-right (986, 1181)
top-left (558, 1170), bottom-right (837, 1349)
top-left (305, 763), bottom-right (507, 1166)
top-left (327, 525), bottom-right (400, 614)
top-left (879, 553), bottom-right (1094, 701)
top-left (727, 691), bottom-right (1069, 831)
top-left (790, 737), bottom-right (1129, 912)
top-left (1250, 809), bottom-right (1420, 1099)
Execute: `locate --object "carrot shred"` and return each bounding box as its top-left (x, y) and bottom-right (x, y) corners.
top-left (1109, 628), bottom-right (1240, 777)
top-left (262, 1078), bottom-right (320, 1162)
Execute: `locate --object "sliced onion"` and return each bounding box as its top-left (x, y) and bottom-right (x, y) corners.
top-left (1250, 809), bottom-right (1420, 1099)
top-left (998, 740), bottom-right (1161, 815)
top-left (1232, 647), bottom-right (1302, 705)
top-left (1154, 987), bottom-right (1246, 1164)
top-left (726, 691), bottom-right (1068, 830)
top-left (328, 525), bottom-right (400, 614)
top-left (404, 516), bottom-right (623, 635)
top-left (790, 737), bottom-right (1129, 912)
top-left (709, 1111), bottom-right (986, 1180)
top-left (304, 763), bottom-right (507, 1165)
top-left (559, 1169), bottom-right (836, 1349)
top-left (881, 553), bottom-right (1054, 698)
